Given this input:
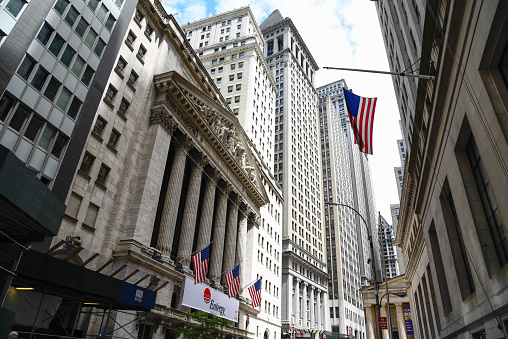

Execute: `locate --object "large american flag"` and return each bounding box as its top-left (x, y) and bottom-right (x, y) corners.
top-left (248, 279), bottom-right (262, 308)
top-left (192, 244), bottom-right (211, 284)
top-left (225, 265), bottom-right (240, 298)
top-left (343, 89), bottom-right (377, 155)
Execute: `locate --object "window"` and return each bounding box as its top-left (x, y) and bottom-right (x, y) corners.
top-left (237, 24), bottom-right (241, 29)
top-left (219, 37), bottom-right (223, 42)
top-left (145, 24), bottom-right (153, 36)
top-left (236, 33), bottom-right (240, 38)
top-left (116, 57), bottom-right (127, 74)
top-left (67, 97), bottom-right (82, 119)
top-left (8, 105), bottom-right (30, 132)
top-left (210, 68), bottom-right (215, 75)
top-left (60, 45), bottom-right (76, 67)
top-left (55, 87), bottom-right (71, 110)
top-left (43, 77), bottom-right (61, 101)
top-left (84, 28), bottom-right (98, 49)
top-left (232, 54), bottom-right (237, 60)
top-left (128, 71), bottom-right (138, 86)
top-left (96, 163), bottom-right (110, 185)
top-left (48, 34), bottom-right (65, 57)
top-left (87, 0), bottom-right (99, 11)
top-left (38, 124), bottom-right (55, 150)
top-left (233, 108), bottom-right (239, 114)
top-left (65, 193), bottom-right (82, 219)
top-left (108, 129), bottom-right (120, 148)
top-left (17, 55), bottom-right (36, 80)
top-left (51, 133), bottom-right (67, 158)
top-left (24, 115), bottom-right (43, 141)
top-left (97, 4), bottom-right (107, 22)
top-left (239, 62), bottom-right (243, 68)
top-left (235, 96), bottom-right (240, 103)
top-left (71, 56), bottom-right (85, 77)
top-left (237, 72), bottom-right (242, 79)
top-left (229, 74), bottom-right (234, 81)
top-left (225, 36), bottom-right (229, 40)
top-left (231, 64), bottom-right (236, 70)
top-left (75, 18), bottom-right (89, 37)
top-left (241, 40), bottom-right (245, 46)
top-left (105, 85), bottom-right (117, 102)
top-left (218, 67), bottom-right (223, 73)
top-left (105, 14), bottom-right (116, 31)
top-left (236, 84), bottom-right (241, 91)
top-left (216, 77), bottom-right (221, 84)
top-left (114, 0), bottom-right (123, 9)
top-left (94, 38), bottom-right (106, 57)
top-left (135, 9), bottom-right (143, 22)
top-left (64, 6), bottom-right (79, 26)
top-left (137, 45), bottom-right (146, 59)
top-left (227, 19), bottom-right (231, 24)
top-left (219, 57), bottom-right (224, 63)
top-left (228, 86), bottom-right (233, 93)
top-left (93, 116), bottom-right (106, 136)
top-left (126, 30), bottom-right (136, 45)
top-left (81, 66), bottom-right (94, 86)
top-left (36, 22), bottom-right (54, 45)
top-left (119, 98), bottom-right (129, 114)
top-left (212, 59), bottom-right (217, 65)
top-left (53, 0), bottom-right (69, 15)
top-left (238, 17), bottom-right (242, 22)
top-left (226, 97), bottom-right (231, 104)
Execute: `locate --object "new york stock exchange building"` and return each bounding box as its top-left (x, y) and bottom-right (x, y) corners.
top-left (0, 0), bottom-right (283, 338)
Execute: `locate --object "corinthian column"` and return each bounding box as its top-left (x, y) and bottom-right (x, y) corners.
top-left (196, 169), bottom-right (220, 251)
top-left (222, 195), bottom-right (240, 282)
top-left (294, 279), bottom-right (300, 326)
top-left (303, 283), bottom-right (308, 326)
top-left (157, 138), bottom-right (192, 256)
top-left (236, 205), bottom-right (249, 292)
top-left (177, 157), bottom-right (206, 268)
top-left (310, 286), bottom-right (315, 328)
top-left (316, 291), bottom-right (321, 328)
top-left (208, 182), bottom-right (232, 283)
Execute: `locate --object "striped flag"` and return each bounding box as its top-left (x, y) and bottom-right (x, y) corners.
top-left (248, 278), bottom-right (262, 308)
top-left (192, 244), bottom-right (211, 284)
top-left (225, 265), bottom-right (240, 298)
top-left (344, 89), bottom-right (377, 155)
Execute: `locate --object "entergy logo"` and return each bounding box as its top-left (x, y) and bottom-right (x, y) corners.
top-left (203, 288), bottom-right (211, 304)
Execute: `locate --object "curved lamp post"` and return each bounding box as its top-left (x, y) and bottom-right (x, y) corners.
top-left (379, 292), bottom-right (407, 339)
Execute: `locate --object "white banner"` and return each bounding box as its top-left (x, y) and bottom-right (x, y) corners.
top-left (181, 277), bottom-right (239, 322)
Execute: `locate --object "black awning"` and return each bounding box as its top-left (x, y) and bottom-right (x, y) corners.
top-left (15, 250), bottom-right (156, 311)
top-left (0, 145), bottom-right (65, 244)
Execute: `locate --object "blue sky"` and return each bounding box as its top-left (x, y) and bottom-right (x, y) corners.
top-left (163, 0), bottom-right (403, 218)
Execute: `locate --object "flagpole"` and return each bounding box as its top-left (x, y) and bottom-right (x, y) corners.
top-left (213, 260), bottom-right (243, 280)
top-left (323, 66), bottom-right (435, 80)
top-left (177, 240), bottom-right (214, 263)
top-left (239, 276), bottom-right (263, 292)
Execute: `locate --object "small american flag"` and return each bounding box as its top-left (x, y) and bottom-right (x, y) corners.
top-left (344, 89), bottom-right (377, 155)
top-left (192, 244), bottom-right (211, 284)
top-left (225, 265), bottom-right (240, 298)
top-left (248, 278), bottom-right (262, 308)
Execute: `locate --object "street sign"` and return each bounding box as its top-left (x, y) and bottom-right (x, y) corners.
top-left (379, 317), bottom-right (388, 330)
top-left (323, 334), bottom-right (326, 339)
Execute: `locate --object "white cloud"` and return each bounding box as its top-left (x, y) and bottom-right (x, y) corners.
top-left (170, 0), bottom-right (402, 217)
top-left (164, 0), bottom-right (207, 25)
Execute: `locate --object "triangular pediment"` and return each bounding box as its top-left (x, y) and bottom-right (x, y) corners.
top-left (153, 71), bottom-right (268, 207)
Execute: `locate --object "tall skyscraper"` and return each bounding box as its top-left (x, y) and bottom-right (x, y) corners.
top-left (391, 121), bottom-right (406, 275)
top-left (259, 9), bottom-right (329, 334)
top-left (182, 8), bottom-right (283, 336)
top-left (379, 214), bottom-right (399, 279)
top-left (317, 80), bottom-right (379, 338)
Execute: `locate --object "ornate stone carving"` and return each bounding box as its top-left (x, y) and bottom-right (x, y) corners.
top-left (150, 107), bottom-right (177, 135)
top-left (64, 236), bottom-right (81, 250)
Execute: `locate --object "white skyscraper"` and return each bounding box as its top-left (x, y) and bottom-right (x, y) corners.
top-left (260, 9), bottom-right (329, 335)
top-left (317, 80), bottom-right (379, 338)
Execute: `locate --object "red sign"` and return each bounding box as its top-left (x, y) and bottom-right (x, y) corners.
top-left (323, 335), bottom-right (327, 339)
top-left (295, 333), bottom-right (304, 338)
top-left (379, 317), bottom-right (388, 330)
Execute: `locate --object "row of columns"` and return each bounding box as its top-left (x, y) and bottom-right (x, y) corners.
top-left (155, 137), bottom-right (253, 284)
top-left (291, 277), bottom-right (325, 330)
top-left (366, 303), bottom-right (408, 339)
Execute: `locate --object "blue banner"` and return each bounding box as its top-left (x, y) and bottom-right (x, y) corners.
top-left (119, 282), bottom-right (156, 309)
top-left (405, 320), bottom-right (414, 335)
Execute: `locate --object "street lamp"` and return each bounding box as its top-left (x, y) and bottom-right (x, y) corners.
top-left (379, 292), bottom-right (407, 339)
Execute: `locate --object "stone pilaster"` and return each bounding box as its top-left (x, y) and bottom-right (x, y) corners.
top-left (208, 182), bottom-right (232, 283)
top-left (221, 195), bottom-right (241, 282)
top-left (310, 286), bottom-right (315, 328)
top-left (196, 169), bottom-right (220, 251)
top-left (286, 274), bottom-right (293, 325)
top-left (395, 303), bottom-right (407, 339)
top-left (177, 157), bottom-right (206, 268)
top-left (157, 138), bottom-right (193, 256)
top-left (316, 291), bottom-right (321, 328)
top-left (303, 282), bottom-right (308, 326)
top-left (294, 278), bottom-right (300, 326)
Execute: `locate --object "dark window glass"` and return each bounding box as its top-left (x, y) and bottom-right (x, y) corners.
top-left (0, 96), bottom-right (15, 121)
top-left (64, 6), bottom-right (79, 27)
top-left (108, 129), bottom-right (120, 148)
top-left (93, 117), bottom-right (106, 135)
top-left (36, 22), bottom-right (53, 45)
top-left (17, 56), bottom-right (36, 80)
top-left (71, 56), bottom-right (85, 77)
top-left (51, 133), bottom-right (67, 158)
top-left (97, 4), bottom-right (107, 22)
top-left (81, 66), bottom-right (94, 86)
top-left (80, 152), bottom-right (94, 174)
top-left (6, 0), bottom-right (27, 17)
top-left (87, 0), bottom-right (99, 12)
top-left (114, 0), bottom-right (123, 8)
top-left (105, 85), bottom-right (116, 102)
top-left (48, 34), bottom-right (65, 57)
top-left (67, 97), bottom-right (82, 119)
top-left (30, 67), bottom-right (49, 90)
top-left (105, 14), bottom-right (115, 31)
top-left (56, 87), bottom-right (72, 110)
top-left (84, 28), bottom-right (97, 48)
top-left (24, 115), bottom-right (43, 141)
top-left (43, 77), bottom-right (61, 101)
top-left (38, 124), bottom-right (55, 150)
top-left (94, 38), bottom-right (106, 57)
top-left (75, 17), bottom-right (88, 37)
top-left (96, 164), bottom-right (110, 184)
top-left (53, 0), bottom-right (69, 15)
top-left (60, 45), bottom-right (76, 67)
top-left (119, 98), bottom-right (129, 114)
top-left (9, 105), bottom-right (30, 132)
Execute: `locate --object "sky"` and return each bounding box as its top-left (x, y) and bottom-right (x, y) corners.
top-left (163, 0), bottom-right (403, 219)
